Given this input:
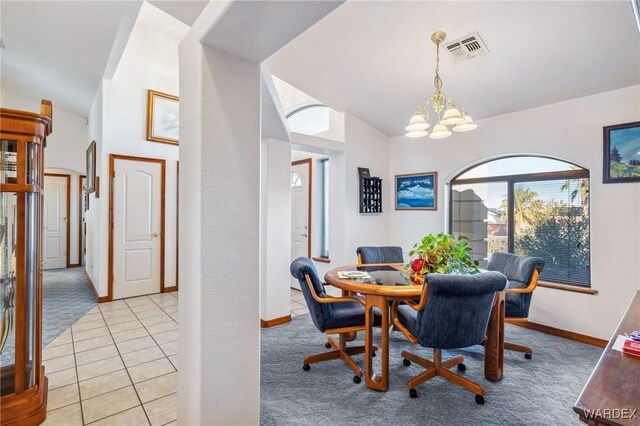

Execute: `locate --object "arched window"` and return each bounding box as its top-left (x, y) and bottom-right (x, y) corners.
top-left (290, 171), bottom-right (302, 188)
top-left (286, 103), bottom-right (330, 136)
top-left (450, 156), bottom-right (590, 287)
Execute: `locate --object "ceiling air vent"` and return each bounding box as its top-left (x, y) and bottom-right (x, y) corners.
top-left (444, 32), bottom-right (489, 63)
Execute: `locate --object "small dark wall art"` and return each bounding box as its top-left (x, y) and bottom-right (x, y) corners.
top-left (603, 121), bottom-right (640, 183)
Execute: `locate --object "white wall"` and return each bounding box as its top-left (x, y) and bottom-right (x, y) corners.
top-left (389, 85), bottom-right (640, 340)
top-left (0, 90), bottom-right (88, 173)
top-left (86, 3), bottom-right (187, 297)
top-left (261, 138), bottom-right (293, 321)
top-left (179, 40), bottom-right (262, 426)
top-left (86, 82), bottom-right (104, 290)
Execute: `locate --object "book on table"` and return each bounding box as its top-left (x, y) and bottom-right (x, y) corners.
top-left (338, 271), bottom-right (371, 280)
top-left (623, 339), bottom-right (640, 357)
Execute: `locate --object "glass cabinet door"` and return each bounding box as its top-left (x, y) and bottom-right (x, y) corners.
top-left (0, 191), bottom-right (17, 395)
top-left (1, 140), bottom-right (18, 185)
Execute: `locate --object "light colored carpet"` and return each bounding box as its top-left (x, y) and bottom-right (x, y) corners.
top-left (260, 315), bottom-right (602, 425)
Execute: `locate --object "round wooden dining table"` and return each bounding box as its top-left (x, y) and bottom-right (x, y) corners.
top-left (325, 263), bottom-right (505, 392)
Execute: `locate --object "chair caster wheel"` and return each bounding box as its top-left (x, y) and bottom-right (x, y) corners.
top-left (372, 351), bottom-right (376, 357)
top-left (303, 364), bottom-right (310, 371)
top-left (457, 363), bottom-right (466, 372)
top-left (409, 389), bottom-right (417, 398)
top-left (525, 353), bottom-right (532, 360)
top-left (353, 375), bottom-right (361, 384)
top-left (325, 342), bottom-right (332, 349)
top-left (475, 394), bottom-right (485, 405)
top-left (403, 358), bottom-right (411, 367)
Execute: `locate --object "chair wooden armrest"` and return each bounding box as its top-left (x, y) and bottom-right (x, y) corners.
top-left (505, 267), bottom-right (541, 295)
top-left (305, 275), bottom-right (365, 306)
top-left (403, 281), bottom-right (430, 311)
top-left (390, 301), bottom-right (418, 344)
top-left (390, 282), bottom-right (430, 345)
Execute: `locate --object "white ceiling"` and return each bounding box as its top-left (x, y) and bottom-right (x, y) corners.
top-left (148, 0), bottom-right (208, 26)
top-left (267, 1), bottom-right (640, 137)
top-left (1, 1), bottom-right (142, 116)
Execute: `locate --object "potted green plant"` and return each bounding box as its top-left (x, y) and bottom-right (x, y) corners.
top-left (403, 233), bottom-right (479, 285)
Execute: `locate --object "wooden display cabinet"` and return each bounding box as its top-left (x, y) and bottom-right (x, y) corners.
top-left (0, 100), bottom-right (52, 425)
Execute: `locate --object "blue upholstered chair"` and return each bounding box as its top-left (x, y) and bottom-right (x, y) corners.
top-left (391, 272), bottom-right (507, 404)
top-left (487, 252), bottom-right (545, 359)
top-left (290, 257), bottom-right (380, 383)
top-left (356, 246), bottom-right (404, 265)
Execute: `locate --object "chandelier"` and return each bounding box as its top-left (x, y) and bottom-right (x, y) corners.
top-left (405, 31), bottom-right (477, 139)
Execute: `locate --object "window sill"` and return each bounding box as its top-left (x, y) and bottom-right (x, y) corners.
top-left (538, 280), bottom-right (598, 295)
top-left (312, 257), bottom-right (331, 264)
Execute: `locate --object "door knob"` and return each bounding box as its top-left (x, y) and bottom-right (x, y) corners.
top-left (151, 233), bottom-right (159, 238)
top-left (302, 233), bottom-right (308, 238)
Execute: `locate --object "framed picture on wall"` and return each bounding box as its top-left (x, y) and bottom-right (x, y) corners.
top-left (395, 172), bottom-right (437, 210)
top-left (603, 121), bottom-right (640, 183)
top-left (86, 140), bottom-right (96, 193)
top-left (147, 89), bottom-right (179, 145)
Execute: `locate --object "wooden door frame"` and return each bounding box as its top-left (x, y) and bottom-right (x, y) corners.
top-left (291, 158), bottom-right (312, 257)
top-left (174, 161), bottom-right (179, 291)
top-left (76, 175), bottom-right (86, 267)
top-left (108, 154), bottom-right (166, 301)
top-left (44, 173), bottom-right (71, 268)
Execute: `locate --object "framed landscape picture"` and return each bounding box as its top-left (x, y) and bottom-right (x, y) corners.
top-left (147, 89), bottom-right (179, 145)
top-left (603, 121), bottom-right (640, 183)
top-left (86, 140), bottom-right (96, 193)
top-left (395, 172), bottom-right (437, 210)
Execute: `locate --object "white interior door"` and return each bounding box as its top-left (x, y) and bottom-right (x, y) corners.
top-left (113, 159), bottom-right (163, 299)
top-left (291, 161), bottom-right (310, 290)
top-left (44, 175), bottom-right (68, 270)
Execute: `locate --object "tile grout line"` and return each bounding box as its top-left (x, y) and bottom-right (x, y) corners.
top-left (105, 295), bottom-right (154, 426)
top-left (129, 295), bottom-right (178, 423)
top-left (140, 296), bottom-right (179, 362)
top-left (70, 319), bottom-right (87, 425)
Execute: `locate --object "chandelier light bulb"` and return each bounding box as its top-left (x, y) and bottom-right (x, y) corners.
top-left (405, 113), bottom-right (430, 132)
top-left (452, 114), bottom-right (478, 132)
top-left (406, 130), bottom-right (429, 138)
top-left (428, 122), bottom-right (452, 139)
top-left (440, 106), bottom-right (465, 126)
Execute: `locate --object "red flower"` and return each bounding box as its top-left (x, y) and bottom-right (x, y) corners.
top-left (411, 258), bottom-right (426, 273)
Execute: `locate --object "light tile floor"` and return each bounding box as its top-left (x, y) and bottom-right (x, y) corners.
top-left (43, 289), bottom-right (307, 425)
top-left (290, 288), bottom-right (309, 317)
top-left (43, 292), bottom-right (179, 426)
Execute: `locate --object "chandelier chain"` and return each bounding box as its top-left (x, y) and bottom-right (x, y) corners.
top-left (434, 37), bottom-right (442, 91)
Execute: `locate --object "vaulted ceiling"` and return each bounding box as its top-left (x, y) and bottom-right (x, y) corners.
top-left (268, 1), bottom-right (640, 136)
top-left (2, 0), bottom-right (638, 129)
top-left (0, 1), bottom-right (206, 116)
top-left (1, 1), bottom-right (142, 115)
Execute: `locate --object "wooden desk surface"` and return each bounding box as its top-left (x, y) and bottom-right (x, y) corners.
top-left (573, 291), bottom-right (640, 425)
